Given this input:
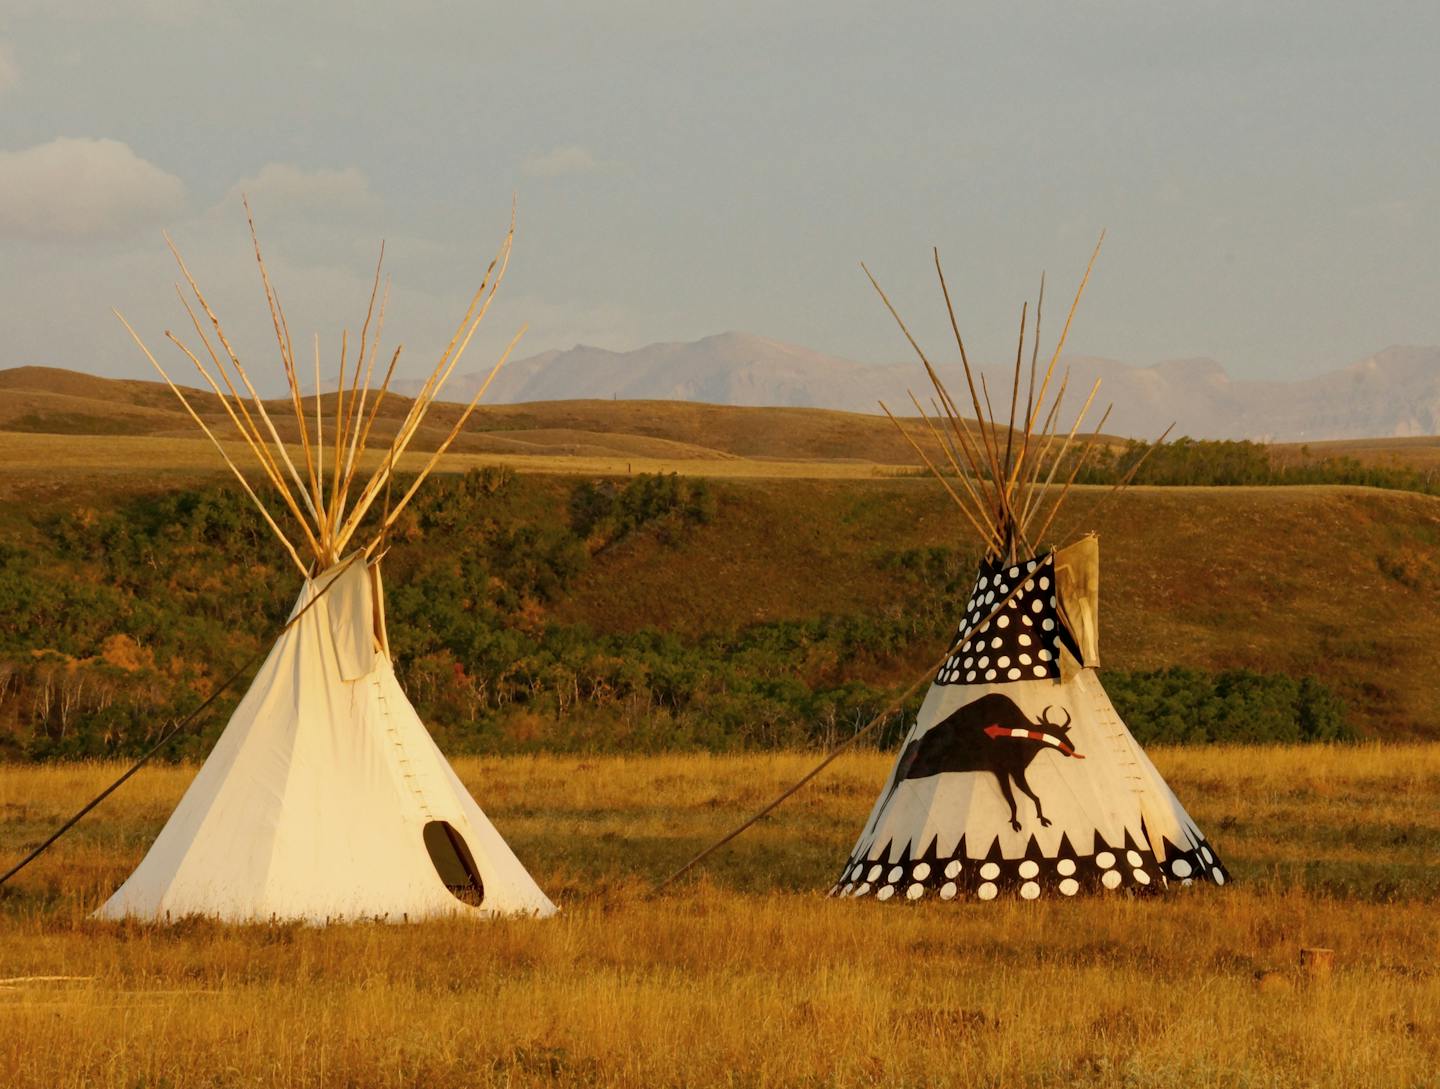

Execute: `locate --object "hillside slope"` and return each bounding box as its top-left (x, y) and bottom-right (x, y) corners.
top-left (11, 331), bottom-right (1440, 443)
top-left (8, 365), bottom-right (1440, 472)
top-left (1, 466), bottom-right (1435, 746)
top-left (0, 364), bottom-right (930, 462)
top-left (552, 480), bottom-right (1440, 738)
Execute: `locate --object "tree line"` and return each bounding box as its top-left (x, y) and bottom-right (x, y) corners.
top-left (1073, 437), bottom-right (1440, 493)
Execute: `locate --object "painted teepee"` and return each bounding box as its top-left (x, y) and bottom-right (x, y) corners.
top-left (98, 207), bottom-right (555, 923)
top-left (832, 242), bottom-right (1228, 904)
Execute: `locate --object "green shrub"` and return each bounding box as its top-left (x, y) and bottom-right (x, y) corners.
top-left (1068, 437), bottom-right (1440, 495)
top-left (569, 473), bottom-right (714, 549)
top-left (0, 476), bottom-right (1357, 760)
top-left (1104, 666), bottom-right (1355, 744)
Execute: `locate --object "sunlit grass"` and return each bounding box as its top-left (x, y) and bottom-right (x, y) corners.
top-left (0, 430), bottom-right (907, 485)
top-left (0, 745), bottom-right (1437, 1087)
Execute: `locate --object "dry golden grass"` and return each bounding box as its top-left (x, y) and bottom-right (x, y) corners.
top-left (1, 746), bottom-right (1437, 1087)
top-left (8, 364), bottom-right (1440, 490)
top-left (0, 365), bottom-right (934, 467)
top-left (0, 430), bottom-right (907, 488)
top-left (1273, 435), bottom-right (1440, 471)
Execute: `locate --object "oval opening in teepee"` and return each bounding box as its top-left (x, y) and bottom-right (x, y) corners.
top-left (422, 821), bottom-right (485, 907)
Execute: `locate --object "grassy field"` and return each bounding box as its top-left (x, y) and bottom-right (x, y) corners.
top-left (1, 745), bottom-right (1437, 1088)
top-left (0, 429), bottom-right (904, 488)
top-left (0, 365), bottom-right (934, 467)
top-left (1274, 435), bottom-right (1440, 472)
top-left (9, 363), bottom-right (1440, 476)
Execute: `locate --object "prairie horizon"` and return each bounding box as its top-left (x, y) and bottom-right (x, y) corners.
top-left (9, 342), bottom-right (1440, 446)
top-left (6, 363), bottom-right (1440, 469)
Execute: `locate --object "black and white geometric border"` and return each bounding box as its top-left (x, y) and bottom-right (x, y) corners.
top-left (829, 828), bottom-right (1228, 902)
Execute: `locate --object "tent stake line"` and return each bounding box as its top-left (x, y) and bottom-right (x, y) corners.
top-left (652, 577), bottom-right (1035, 894)
top-left (0, 554), bottom-right (361, 892)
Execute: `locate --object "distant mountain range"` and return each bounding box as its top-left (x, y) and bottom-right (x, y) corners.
top-left (406, 332), bottom-right (1440, 442)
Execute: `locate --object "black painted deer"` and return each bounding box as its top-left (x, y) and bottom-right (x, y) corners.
top-left (881, 694), bottom-right (1084, 831)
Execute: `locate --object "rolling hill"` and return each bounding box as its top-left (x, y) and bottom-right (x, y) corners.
top-left (0, 364), bottom-right (942, 465)
top-left (551, 479), bottom-right (1440, 739)
top-left (1, 366), bottom-right (1437, 751)
top-left (0, 463), bottom-right (1436, 748)
top-left (5, 365), bottom-right (1440, 475)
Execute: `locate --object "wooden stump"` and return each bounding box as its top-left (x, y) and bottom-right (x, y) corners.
top-left (1300, 947), bottom-right (1334, 980)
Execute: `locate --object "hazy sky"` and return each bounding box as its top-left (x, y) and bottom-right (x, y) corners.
top-left (2, 1), bottom-right (1437, 391)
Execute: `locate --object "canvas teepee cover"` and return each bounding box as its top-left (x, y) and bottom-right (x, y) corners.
top-left (99, 210), bottom-right (554, 922)
top-left (833, 245), bottom-right (1227, 903)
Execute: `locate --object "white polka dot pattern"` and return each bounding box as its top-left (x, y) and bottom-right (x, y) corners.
top-left (934, 553), bottom-right (1084, 687)
top-left (830, 831), bottom-right (1229, 903)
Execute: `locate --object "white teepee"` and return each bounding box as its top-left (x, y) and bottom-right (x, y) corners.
top-left (98, 207), bottom-right (554, 922)
top-left (833, 243), bottom-right (1227, 903)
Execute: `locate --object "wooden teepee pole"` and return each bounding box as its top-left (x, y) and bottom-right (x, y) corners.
top-left (1002, 301), bottom-right (1026, 484)
top-left (895, 397), bottom-right (1001, 550)
top-left (170, 287), bottom-right (297, 513)
top-left (1026, 232), bottom-right (1103, 435)
top-left (1028, 399), bottom-right (1112, 545)
top-left (327, 246), bottom-right (384, 540)
top-left (116, 313), bottom-right (310, 576)
top-left (366, 326), bottom-right (527, 545)
top-left (930, 251), bottom-right (1009, 502)
top-left (335, 222), bottom-right (515, 551)
top-left (1007, 273), bottom-right (1045, 510)
top-left (863, 260), bottom-right (1005, 521)
top-left (243, 200), bottom-right (323, 526)
top-left (1049, 423), bottom-right (1175, 547)
top-left (159, 330), bottom-right (324, 562)
top-left (1016, 366), bottom-right (1075, 531)
top-left (165, 233), bottom-right (324, 533)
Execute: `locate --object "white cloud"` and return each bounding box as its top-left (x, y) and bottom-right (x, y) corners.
top-left (0, 138), bottom-right (186, 240)
top-left (521, 145), bottom-right (612, 178)
top-left (0, 42), bottom-right (18, 93)
top-left (217, 163), bottom-right (381, 221)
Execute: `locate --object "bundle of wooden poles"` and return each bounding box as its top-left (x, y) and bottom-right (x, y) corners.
top-left (115, 202), bottom-right (524, 576)
top-left (866, 234), bottom-right (1173, 566)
